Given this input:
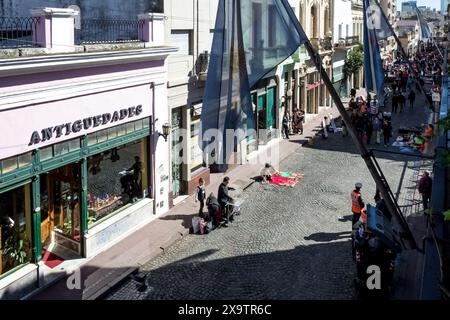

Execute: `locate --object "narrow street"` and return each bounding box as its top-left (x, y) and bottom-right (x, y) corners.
top-left (106, 89), bottom-right (433, 300)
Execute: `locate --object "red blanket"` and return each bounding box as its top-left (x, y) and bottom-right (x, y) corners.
top-left (268, 173), bottom-right (301, 187)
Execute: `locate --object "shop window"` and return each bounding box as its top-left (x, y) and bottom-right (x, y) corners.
top-left (87, 138), bottom-right (149, 226)
top-left (0, 185), bottom-right (32, 276)
top-left (86, 119), bottom-right (147, 146)
top-left (39, 139), bottom-right (80, 161)
top-left (0, 152), bottom-right (32, 175)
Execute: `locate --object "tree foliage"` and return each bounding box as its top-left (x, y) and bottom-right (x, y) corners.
top-left (344, 43), bottom-right (364, 76)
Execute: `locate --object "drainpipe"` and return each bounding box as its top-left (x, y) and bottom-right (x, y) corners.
top-left (151, 82), bottom-right (157, 216)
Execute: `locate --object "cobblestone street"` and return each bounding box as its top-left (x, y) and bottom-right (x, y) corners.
top-left (106, 93), bottom-right (433, 300)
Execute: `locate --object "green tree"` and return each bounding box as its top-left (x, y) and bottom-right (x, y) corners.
top-left (343, 43), bottom-right (364, 78)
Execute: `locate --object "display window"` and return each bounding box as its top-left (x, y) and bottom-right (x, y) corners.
top-left (0, 184), bottom-right (32, 276)
top-left (87, 138), bottom-right (149, 226)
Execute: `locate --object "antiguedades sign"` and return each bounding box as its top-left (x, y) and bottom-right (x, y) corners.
top-left (29, 105), bottom-right (143, 146)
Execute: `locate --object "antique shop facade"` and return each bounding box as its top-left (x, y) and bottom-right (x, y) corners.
top-left (0, 47), bottom-right (175, 298)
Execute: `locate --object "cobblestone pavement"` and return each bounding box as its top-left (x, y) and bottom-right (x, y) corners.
top-left (106, 91), bottom-right (433, 300)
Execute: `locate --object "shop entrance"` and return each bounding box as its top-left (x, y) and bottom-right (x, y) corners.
top-left (171, 107), bottom-right (184, 198)
top-left (40, 163), bottom-right (81, 251)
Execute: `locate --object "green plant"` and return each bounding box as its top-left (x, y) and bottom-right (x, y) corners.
top-left (88, 216), bottom-right (97, 226)
top-left (343, 43), bottom-right (364, 78)
top-left (443, 210), bottom-right (450, 221)
top-left (1, 230), bottom-right (31, 268)
top-left (63, 220), bottom-right (72, 236)
top-left (436, 115), bottom-right (450, 135)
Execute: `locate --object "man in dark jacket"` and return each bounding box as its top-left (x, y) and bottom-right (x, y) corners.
top-left (418, 171), bottom-right (433, 211)
top-left (218, 177), bottom-right (235, 223)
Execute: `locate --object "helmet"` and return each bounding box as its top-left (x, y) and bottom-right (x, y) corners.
top-left (355, 182), bottom-right (363, 189)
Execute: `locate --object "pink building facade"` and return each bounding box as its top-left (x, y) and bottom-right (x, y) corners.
top-left (0, 10), bottom-right (176, 299)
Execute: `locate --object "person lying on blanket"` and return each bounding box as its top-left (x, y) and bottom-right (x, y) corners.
top-left (260, 163), bottom-right (279, 183)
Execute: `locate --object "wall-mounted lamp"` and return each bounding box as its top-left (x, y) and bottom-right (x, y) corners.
top-left (286, 89), bottom-right (293, 98)
top-left (159, 123), bottom-right (171, 142)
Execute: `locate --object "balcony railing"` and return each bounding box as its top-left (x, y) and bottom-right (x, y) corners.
top-left (320, 37), bottom-right (333, 51)
top-left (310, 37), bottom-right (333, 52)
top-left (0, 16), bottom-right (40, 49)
top-left (76, 19), bottom-right (145, 44)
top-left (336, 36), bottom-right (360, 48)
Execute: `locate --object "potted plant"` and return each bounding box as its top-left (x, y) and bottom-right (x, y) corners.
top-left (1, 229), bottom-right (31, 271)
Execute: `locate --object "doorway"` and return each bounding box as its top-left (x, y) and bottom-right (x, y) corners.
top-left (171, 107), bottom-right (184, 198)
top-left (40, 163), bottom-right (81, 250)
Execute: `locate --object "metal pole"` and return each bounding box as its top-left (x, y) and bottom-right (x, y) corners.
top-left (302, 40), bottom-right (418, 250)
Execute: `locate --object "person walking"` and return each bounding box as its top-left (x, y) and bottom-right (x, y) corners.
top-left (282, 110), bottom-right (290, 139)
top-left (195, 178), bottom-right (206, 215)
top-left (391, 92), bottom-right (399, 114)
top-left (418, 171), bottom-right (433, 211)
top-left (408, 89), bottom-right (416, 109)
top-left (398, 91), bottom-right (406, 113)
top-left (382, 119), bottom-right (392, 147)
top-left (372, 116), bottom-right (381, 145)
top-left (296, 110), bottom-right (304, 135)
top-left (351, 183), bottom-right (365, 226)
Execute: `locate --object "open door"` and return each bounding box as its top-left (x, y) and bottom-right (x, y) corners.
top-left (40, 163), bottom-right (81, 251)
top-left (40, 173), bottom-right (52, 248)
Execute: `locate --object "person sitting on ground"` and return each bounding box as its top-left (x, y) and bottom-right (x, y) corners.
top-left (260, 163), bottom-right (279, 183)
top-left (206, 192), bottom-right (220, 227)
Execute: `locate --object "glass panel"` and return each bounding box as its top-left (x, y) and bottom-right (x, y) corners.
top-left (51, 164), bottom-right (81, 242)
top-left (40, 146), bottom-right (53, 161)
top-left (108, 127), bottom-right (118, 140)
top-left (125, 122), bottom-right (135, 134)
top-left (117, 124), bottom-right (127, 136)
top-left (0, 185), bottom-right (32, 276)
top-left (54, 141), bottom-right (70, 156)
top-left (143, 118), bottom-right (150, 128)
top-left (96, 129), bottom-right (108, 143)
top-left (17, 152), bottom-right (32, 169)
top-left (69, 139), bottom-right (80, 151)
top-left (87, 133), bottom-right (97, 146)
top-left (134, 120), bottom-right (143, 131)
top-left (87, 139), bottom-right (147, 226)
top-left (1, 157), bottom-right (18, 174)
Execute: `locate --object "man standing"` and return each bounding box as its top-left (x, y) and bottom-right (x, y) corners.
top-left (218, 176), bottom-right (234, 224)
top-left (418, 171), bottom-right (433, 211)
top-left (282, 110), bottom-right (290, 139)
top-left (351, 183), bottom-right (365, 226)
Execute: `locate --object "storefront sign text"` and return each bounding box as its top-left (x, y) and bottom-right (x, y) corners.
top-left (29, 105), bottom-right (143, 146)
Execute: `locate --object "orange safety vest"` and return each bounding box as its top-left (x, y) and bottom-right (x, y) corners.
top-left (351, 191), bottom-right (363, 214)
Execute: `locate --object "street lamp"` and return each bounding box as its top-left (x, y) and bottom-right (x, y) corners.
top-left (159, 123), bottom-right (171, 142)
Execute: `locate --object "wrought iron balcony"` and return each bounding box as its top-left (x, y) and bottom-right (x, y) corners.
top-left (336, 36), bottom-right (360, 48)
top-left (310, 37), bottom-right (332, 52)
top-left (320, 37), bottom-right (333, 51)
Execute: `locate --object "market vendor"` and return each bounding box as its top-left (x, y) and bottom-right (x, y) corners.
top-left (260, 163), bottom-right (279, 182)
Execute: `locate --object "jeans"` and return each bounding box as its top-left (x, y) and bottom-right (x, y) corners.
top-left (422, 193), bottom-right (431, 210)
top-left (199, 199), bottom-right (205, 214)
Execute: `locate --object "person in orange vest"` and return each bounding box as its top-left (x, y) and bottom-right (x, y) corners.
top-left (351, 183), bottom-right (365, 226)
